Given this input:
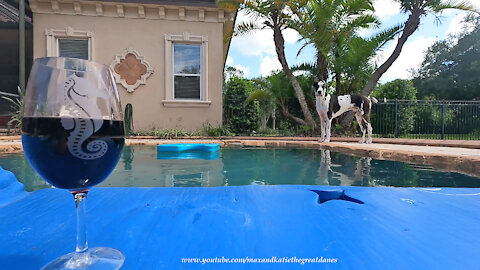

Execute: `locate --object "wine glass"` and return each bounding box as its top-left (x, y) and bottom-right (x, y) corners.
top-left (21, 57), bottom-right (125, 269)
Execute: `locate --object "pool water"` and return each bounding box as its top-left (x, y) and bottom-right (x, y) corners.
top-left (1, 145), bottom-right (479, 191)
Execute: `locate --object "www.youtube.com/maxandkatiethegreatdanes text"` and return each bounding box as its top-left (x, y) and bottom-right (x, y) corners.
top-left (181, 256), bottom-right (339, 265)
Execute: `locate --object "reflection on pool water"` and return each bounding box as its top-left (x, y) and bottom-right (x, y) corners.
top-left (1, 145), bottom-right (479, 191)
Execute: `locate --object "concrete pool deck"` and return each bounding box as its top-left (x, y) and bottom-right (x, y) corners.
top-left (1, 136), bottom-right (479, 176)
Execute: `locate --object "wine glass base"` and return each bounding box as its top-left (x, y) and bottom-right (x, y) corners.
top-left (41, 247), bottom-right (125, 270)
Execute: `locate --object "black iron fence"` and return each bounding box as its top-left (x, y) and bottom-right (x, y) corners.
top-left (223, 96), bottom-right (480, 140)
top-left (371, 100), bottom-right (480, 140)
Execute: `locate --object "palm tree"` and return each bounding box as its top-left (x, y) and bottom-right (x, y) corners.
top-left (217, 0), bottom-right (317, 128)
top-left (290, 0), bottom-right (380, 84)
top-left (332, 26), bottom-right (402, 94)
top-left (361, 0), bottom-right (478, 96)
top-left (247, 67), bottom-right (321, 129)
top-left (245, 79), bottom-right (276, 130)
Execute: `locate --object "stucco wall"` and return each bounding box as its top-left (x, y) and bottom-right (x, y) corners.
top-left (33, 12), bottom-right (225, 131)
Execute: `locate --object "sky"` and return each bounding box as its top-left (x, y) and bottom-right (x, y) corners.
top-left (225, 0), bottom-right (479, 83)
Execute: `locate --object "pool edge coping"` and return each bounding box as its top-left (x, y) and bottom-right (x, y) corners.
top-left (1, 137), bottom-right (479, 177)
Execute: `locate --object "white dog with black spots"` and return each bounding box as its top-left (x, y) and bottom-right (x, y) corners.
top-left (314, 81), bottom-right (377, 144)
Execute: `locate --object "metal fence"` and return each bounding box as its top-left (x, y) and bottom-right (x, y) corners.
top-left (371, 100), bottom-right (480, 140)
top-left (223, 96), bottom-right (480, 140)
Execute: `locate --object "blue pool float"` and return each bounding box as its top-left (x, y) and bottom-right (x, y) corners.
top-left (157, 143), bottom-right (220, 153)
top-left (157, 143), bottom-right (220, 160)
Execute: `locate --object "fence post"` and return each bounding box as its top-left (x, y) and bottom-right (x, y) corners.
top-left (441, 103), bottom-right (445, 140)
top-left (394, 99), bottom-right (398, 138)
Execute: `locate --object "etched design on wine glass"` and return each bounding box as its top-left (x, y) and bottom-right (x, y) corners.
top-left (60, 74), bottom-right (108, 160)
top-left (22, 57), bottom-right (126, 269)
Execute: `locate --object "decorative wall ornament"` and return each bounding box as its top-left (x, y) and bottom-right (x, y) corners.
top-left (110, 48), bottom-right (154, 93)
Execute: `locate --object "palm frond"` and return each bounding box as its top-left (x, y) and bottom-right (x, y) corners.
top-left (367, 23), bottom-right (404, 50)
top-left (433, 0), bottom-right (478, 13)
top-left (296, 42), bottom-right (312, 57)
top-left (234, 21), bottom-right (265, 36)
top-left (291, 62), bottom-right (316, 73)
top-left (245, 89), bottom-right (273, 103)
top-left (216, 0), bottom-right (243, 10)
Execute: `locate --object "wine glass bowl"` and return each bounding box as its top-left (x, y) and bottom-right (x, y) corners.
top-left (21, 57), bottom-right (125, 269)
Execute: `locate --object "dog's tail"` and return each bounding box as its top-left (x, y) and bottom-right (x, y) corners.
top-left (368, 96), bottom-right (378, 104)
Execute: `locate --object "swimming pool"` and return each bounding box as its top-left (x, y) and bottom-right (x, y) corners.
top-left (1, 145), bottom-right (479, 191)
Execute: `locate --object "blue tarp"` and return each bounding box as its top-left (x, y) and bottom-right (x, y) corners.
top-left (1, 166), bottom-right (480, 269)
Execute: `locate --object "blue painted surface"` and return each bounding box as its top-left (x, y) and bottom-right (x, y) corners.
top-left (0, 166), bottom-right (27, 207)
top-left (157, 151), bottom-right (220, 160)
top-left (157, 143), bottom-right (220, 153)
top-left (1, 167), bottom-right (480, 269)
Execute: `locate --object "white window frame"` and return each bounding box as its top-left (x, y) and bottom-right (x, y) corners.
top-left (172, 43), bottom-right (202, 100)
top-left (45, 27), bottom-right (94, 61)
top-left (163, 32), bottom-right (210, 108)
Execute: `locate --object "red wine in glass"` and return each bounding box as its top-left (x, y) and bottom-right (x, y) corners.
top-left (21, 57), bottom-right (125, 270)
top-left (22, 117), bottom-right (124, 191)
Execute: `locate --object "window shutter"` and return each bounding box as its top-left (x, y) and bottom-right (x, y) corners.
top-left (58, 39), bottom-right (89, 60)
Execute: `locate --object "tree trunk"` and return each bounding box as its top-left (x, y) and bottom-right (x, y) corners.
top-left (341, 9), bottom-right (422, 128)
top-left (316, 51), bottom-right (328, 81)
top-left (361, 9), bottom-right (421, 96)
top-left (272, 11), bottom-right (316, 128)
top-left (335, 70), bottom-right (341, 94)
top-left (279, 103), bottom-right (307, 126)
top-left (272, 106), bottom-right (276, 130)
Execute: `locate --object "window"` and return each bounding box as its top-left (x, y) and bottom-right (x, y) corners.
top-left (45, 27), bottom-right (94, 60)
top-left (163, 33), bottom-right (209, 107)
top-left (173, 43), bottom-right (201, 99)
top-left (58, 39), bottom-right (89, 60)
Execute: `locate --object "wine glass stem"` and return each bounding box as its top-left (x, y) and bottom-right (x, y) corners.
top-left (74, 192), bottom-right (89, 256)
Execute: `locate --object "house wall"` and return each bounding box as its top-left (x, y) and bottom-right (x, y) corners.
top-left (31, 2), bottom-right (233, 131)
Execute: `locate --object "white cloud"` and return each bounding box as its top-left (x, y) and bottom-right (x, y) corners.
top-left (226, 55), bottom-right (234, 66)
top-left (283, 28), bottom-right (300, 44)
top-left (446, 12), bottom-right (478, 37)
top-left (357, 27), bottom-right (372, 38)
top-left (260, 56), bottom-right (282, 77)
top-left (375, 36), bottom-right (438, 82)
top-left (230, 10), bottom-right (299, 58)
top-left (373, 0), bottom-right (401, 20)
top-left (225, 55), bottom-right (250, 78)
top-left (231, 30), bottom-right (276, 57)
top-left (234, 64), bottom-right (250, 77)
top-left (357, 0), bottom-right (402, 39)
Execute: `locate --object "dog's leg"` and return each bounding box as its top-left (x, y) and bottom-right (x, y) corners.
top-left (325, 149), bottom-right (331, 165)
top-left (365, 120), bottom-right (373, 144)
top-left (318, 119), bottom-right (327, 143)
top-left (318, 120), bottom-right (326, 143)
top-left (325, 119), bottom-right (332, 142)
top-left (317, 150), bottom-right (331, 185)
top-left (355, 113), bottom-right (366, 143)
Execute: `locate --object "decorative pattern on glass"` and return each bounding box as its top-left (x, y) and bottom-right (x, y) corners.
top-left (60, 74), bottom-right (108, 160)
